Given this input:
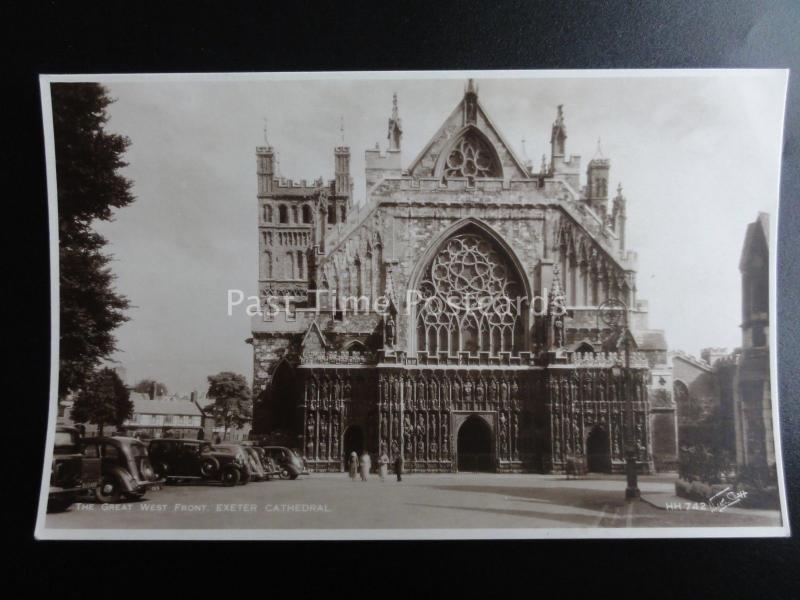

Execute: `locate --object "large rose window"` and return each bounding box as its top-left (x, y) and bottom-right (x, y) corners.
top-left (416, 233), bottom-right (524, 355)
top-left (443, 132), bottom-right (502, 184)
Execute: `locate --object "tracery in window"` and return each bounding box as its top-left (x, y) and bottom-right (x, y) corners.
top-left (443, 132), bottom-right (502, 184)
top-left (416, 232), bottom-right (524, 356)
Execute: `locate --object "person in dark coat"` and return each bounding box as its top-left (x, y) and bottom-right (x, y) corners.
top-left (394, 455), bottom-right (403, 482)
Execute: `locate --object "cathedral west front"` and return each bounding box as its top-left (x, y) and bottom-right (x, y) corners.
top-left (250, 80), bottom-right (669, 474)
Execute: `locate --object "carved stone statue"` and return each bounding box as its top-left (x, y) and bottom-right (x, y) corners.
top-left (385, 315), bottom-right (396, 347)
top-left (416, 413), bottom-right (426, 437)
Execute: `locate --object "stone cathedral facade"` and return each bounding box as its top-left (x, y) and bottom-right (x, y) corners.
top-left (250, 80), bottom-right (666, 474)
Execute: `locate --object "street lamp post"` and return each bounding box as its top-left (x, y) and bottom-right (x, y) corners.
top-left (599, 299), bottom-right (640, 500)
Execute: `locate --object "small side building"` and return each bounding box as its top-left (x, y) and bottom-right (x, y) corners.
top-left (123, 393), bottom-right (204, 439)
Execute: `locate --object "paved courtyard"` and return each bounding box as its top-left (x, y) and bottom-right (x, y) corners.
top-left (45, 472), bottom-right (782, 533)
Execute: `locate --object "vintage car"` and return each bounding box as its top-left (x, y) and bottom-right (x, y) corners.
top-left (47, 426), bottom-right (101, 513)
top-left (260, 445), bottom-right (308, 480)
top-left (148, 438), bottom-right (248, 486)
top-left (81, 436), bottom-right (163, 503)
top-left (240, 443), bottom-right (281, 480)
top-left (210, 444), bottom-right (256, 484)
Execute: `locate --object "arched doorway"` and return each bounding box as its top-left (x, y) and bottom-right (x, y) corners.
top-left (586, 424), bottom-right (612, 473)
top-left (457, 415), bottom-right (494, 472)
top-left (343, 425), bottom-right (364, 458)
top-left (255, 361), bottom-right (300, 440)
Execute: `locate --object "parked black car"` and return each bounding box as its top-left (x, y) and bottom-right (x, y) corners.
top-left (210, 444), bottom-right (255, 484)
top-left (260, 446), bottom-right (308, 480)
top-left (148, 439), bottom-right (248, 486)
top-left (47, 426), bottom-right (101, 513)
top-left (240, 442), bottom-right (281, 480)
top-left (81, 436), bottom-right (163, 503)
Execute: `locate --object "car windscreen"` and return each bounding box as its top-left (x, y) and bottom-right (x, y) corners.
top-left (129, 443), bottom-right (147, 457)
top-left (53, 431), bottom-right (76, 447)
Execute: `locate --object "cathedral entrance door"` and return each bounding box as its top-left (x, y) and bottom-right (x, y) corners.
top-left (343, 425), bottom-right (364, 458)
top-left (457, 415), bottom-right (494, 472)
top-left (586, 425), bottom-right (612, 473)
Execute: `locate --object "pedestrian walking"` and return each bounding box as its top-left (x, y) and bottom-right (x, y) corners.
top-left (378, 452), bottom-right (389, 481)
top-left (394, 455), bottom-right (403, 482)
top-left (348, 451), bottom-right (358, 480)
top-left (359, 451), bottom-right (371, 481)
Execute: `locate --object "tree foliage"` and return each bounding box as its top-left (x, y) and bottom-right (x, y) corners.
top-left (53, 83), bottom-right (134, 398)
top-left (205, 372), bottom-right (252, 440)
top-left (70, 368), bottom-right (133, 436)
top-left (133, 379), bottom-right (169, 397)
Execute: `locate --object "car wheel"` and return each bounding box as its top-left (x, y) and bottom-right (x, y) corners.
top-left (289, 472), bottom-right (299, 480)
top-left (279, 468), bottom-right (291, 480)
top-left (238, 469), bottom-right (250, 485)
top-left (154, 463), bottom-right (169, 479)
top-left (95, 476), bottom-right (122, 503)
top-left (200, 458), bottom-right (219, 478)
top-left (220, 466), bottom-right (240, 486)
top-left (47, 497), bottom-right (74, 513)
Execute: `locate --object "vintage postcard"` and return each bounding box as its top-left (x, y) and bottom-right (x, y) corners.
top-left (36, 70), bottom-right (789, 540)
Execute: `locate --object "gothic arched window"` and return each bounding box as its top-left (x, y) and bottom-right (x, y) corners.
top-left (442, 131), bottom-right (502, 185)
top-left (416, 231), bottom-right (524, 356)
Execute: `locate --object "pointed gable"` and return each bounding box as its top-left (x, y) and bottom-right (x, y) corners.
top-left (301, 320), bottom-right (330, 353)
top-left (406, 80), bottom-right (531, 181)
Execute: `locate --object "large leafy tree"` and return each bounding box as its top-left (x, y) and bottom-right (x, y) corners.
top-left (53, 83), bottom-right (134, 398)
top-left (70, 368), bottom-right (133, 436)
top-left (205, 372), bottom-right (253, 441)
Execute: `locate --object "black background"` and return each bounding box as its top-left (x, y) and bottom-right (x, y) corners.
top-left (6, 1), bottom-right (799, 595)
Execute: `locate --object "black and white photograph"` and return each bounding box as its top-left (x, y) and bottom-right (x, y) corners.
top-left (35, 70), bottom-right (789, 540)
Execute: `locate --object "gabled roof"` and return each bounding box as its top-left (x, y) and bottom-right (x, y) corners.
top-left (301, 319), bottom-right (330, 351)
top-left (406, 82), bottom-right (531, 180)
top-left (131, 396), bottom-right (203, 417)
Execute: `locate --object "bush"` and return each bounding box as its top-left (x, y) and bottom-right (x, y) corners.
top-left (678, 445), bottom-right (732, 484)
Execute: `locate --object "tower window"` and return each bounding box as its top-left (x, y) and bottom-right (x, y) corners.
top-left (328, 207), bottom-right (336, 225)
top-left (302, 205), bottom-right (312, 223)
top-left (279, 205), bottom-right (288, 224)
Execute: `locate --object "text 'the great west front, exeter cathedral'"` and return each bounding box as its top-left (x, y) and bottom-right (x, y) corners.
top-left (249, 80), bottom-right (673, 474)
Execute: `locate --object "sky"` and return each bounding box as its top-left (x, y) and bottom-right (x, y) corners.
top-left (76, 71), bottom-right (786, 395)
